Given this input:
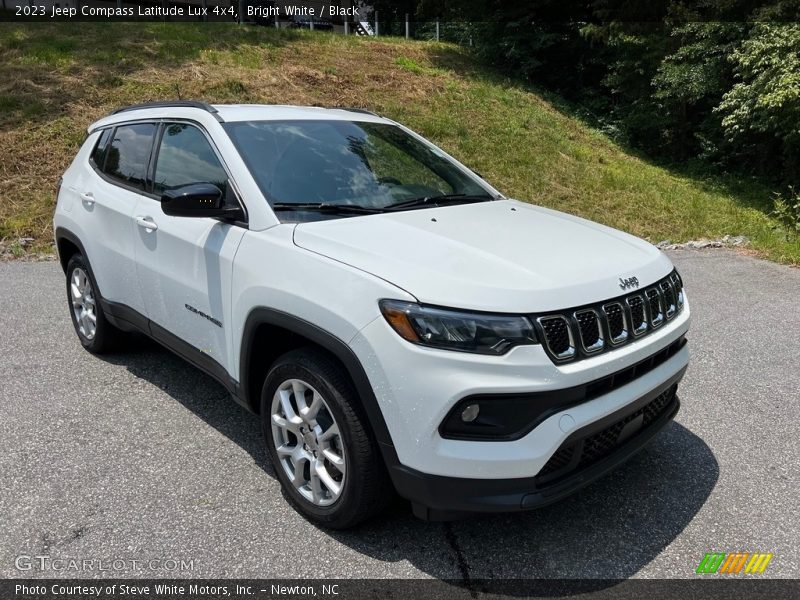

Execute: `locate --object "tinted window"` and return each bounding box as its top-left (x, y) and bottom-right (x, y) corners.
top-left (90, 129), bottom-right (112, 168)
top-left (103, 123), bottom-right (156, 191)
top-left (153, 123), bottom-right (227, 196)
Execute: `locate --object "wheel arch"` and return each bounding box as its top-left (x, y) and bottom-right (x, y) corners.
top-left (239, 308), bottom-right (399, 466)
top-left (54, 227), bottom-right (87, 274)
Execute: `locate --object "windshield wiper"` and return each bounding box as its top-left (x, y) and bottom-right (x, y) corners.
top-left (271, 202), bottom-right (384, 215)
top-left (383, 194), bottom-right (495, 211)
top-left (271, 195), bottom-right (496, 215)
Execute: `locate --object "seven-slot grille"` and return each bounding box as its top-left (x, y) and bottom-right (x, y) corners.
top-left (536, 270), bottom-right (684, 364)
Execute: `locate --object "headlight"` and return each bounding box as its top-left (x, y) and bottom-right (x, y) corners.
top-left (379, 300), bottom-right (538, 355)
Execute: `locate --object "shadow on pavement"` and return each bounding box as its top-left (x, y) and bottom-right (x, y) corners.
top-left (101, 339), bottom-right (718, 594)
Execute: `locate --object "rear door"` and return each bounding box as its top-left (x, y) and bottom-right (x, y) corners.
top-left (132, 122), bottom-right (246, 377)
top-left (78, 123), bottom-right (156, 315)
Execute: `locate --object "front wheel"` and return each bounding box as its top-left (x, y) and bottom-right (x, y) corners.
top-left (261, 348), bottom-right (390, 529)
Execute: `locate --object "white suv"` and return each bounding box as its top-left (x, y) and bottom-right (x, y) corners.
top-left (54, 102), bottom-right (690, 528)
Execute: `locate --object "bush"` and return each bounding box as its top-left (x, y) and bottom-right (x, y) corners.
top-left (772, 188), bottom-right (800, 235)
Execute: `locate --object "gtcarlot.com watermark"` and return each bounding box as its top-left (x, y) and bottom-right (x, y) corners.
top-left (15, 555), bottom-right (195, 573)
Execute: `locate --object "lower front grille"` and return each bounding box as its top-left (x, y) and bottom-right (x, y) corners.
top-left (536, 446), bottom-right (575, 478)
top-left (535, 385), bottom-right (678, 484)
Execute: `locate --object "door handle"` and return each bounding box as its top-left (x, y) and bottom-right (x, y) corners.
top-left (135, 216), bottom-right (158, 232)
top-left (79, 192), bottom-right (95, 206)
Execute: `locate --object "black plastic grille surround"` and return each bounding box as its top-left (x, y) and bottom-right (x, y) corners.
top-left (536, 384), bottom-right (678, 482)
top-left (536, 270), bottom-right (684, 364)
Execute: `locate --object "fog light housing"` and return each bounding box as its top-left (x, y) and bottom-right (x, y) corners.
top-left (439, 388), bottom-right (586, 441)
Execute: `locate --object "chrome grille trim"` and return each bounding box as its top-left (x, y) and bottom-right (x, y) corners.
top-left (645, 288), bottom-right (664, 328)
top-left (537, 315), bottom-right (576, 361)
top-left (574, 309), bottom-right (604, 354)
top-left (602, 302), bottom-right (628, 345)
top-left (670, 271), bottom-right (684, 309)
top-left (626, 294), bottom-right (648, 337)
top-left (534, 270), bottom-right (685, 364)
top-left (660, 279), bottom-right (677, 319)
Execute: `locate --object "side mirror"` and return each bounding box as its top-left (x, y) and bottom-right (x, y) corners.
top-left (160, 183), bottom-right (244, 221)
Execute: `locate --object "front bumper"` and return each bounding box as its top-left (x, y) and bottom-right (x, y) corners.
top-left (390, 367), bottom-right (684, 520)
top-left (350, 304), bottom-right (690, 480)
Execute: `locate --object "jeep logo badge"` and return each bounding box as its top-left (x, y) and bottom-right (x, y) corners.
top-left (619, 276), bottom-right (640, 290)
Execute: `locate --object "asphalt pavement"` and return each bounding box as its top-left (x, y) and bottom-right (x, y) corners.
top-left (0, 249), bottom-right (798, 581)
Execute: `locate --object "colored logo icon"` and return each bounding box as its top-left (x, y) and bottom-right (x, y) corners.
top-left (697, 553), bottom-right (773, 574)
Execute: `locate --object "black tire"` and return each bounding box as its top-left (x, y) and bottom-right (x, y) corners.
top-left (261, 348), bottom-right (391, 529)
top-left (65, 253), bottom-right (125, 354)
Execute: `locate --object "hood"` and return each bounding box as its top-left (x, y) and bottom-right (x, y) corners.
top-left (292, 200), bottom-right (673, 313)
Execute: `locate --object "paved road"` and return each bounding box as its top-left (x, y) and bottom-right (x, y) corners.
top-left (0, 250), bottom-right (798, 582)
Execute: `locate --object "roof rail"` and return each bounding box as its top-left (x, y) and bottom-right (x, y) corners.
top-left (110, 101), bottom-right (223, 122)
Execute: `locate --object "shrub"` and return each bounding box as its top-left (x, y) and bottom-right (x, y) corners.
top-left (772, 188), bottom-right (800, 235)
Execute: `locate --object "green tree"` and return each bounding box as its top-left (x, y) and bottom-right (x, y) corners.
top-left (652, 22), bottom-right (746, 161)
top-left (717, 23), bottom-right (800, 179)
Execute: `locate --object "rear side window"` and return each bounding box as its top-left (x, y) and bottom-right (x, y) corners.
top-left (103, 123), bottom-right (156, 191)
top-left (90, 129), bottom-right (112, 168)
top-left (153, 123), bottom-right (228, 196)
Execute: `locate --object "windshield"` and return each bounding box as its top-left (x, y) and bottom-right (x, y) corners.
top-left (223, 120), bottom-right (493, 217)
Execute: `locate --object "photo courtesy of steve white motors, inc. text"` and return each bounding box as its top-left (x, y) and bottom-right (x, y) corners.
top-left (15, 583), bottom-right (340, 597)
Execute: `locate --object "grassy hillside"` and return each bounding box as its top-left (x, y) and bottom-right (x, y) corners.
top-left (1, 23), bottom-right (798, 264)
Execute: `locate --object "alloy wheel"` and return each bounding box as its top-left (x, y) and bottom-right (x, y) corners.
top-left (70, 267), bottom-right (97, 340)
top-left (270, 378), bottom-right (347, 506)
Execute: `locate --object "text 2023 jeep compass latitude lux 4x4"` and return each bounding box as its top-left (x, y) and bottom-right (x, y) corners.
top-left (54, 102), bottom-right (690, 528)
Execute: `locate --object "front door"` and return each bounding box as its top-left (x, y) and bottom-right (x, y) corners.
top-left (133, 122), bottom-right (246, 377)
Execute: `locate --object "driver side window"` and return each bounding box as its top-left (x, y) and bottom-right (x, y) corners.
top-left (154, 123), bottom-right (228, 197)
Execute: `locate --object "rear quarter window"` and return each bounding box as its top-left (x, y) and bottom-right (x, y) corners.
top-left (90, 129), bottom-right (112, 169)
